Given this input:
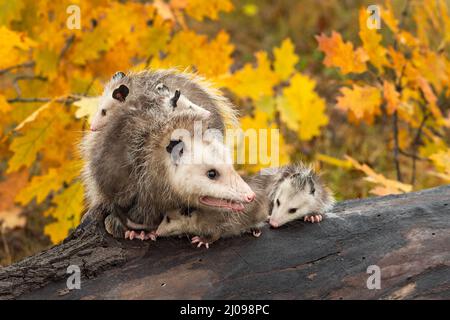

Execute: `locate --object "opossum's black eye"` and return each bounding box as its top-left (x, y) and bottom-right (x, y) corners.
top-left (101, 109), bottom-right (106, 116)
top-left (288, 208), bottom-right (297, 214)
top-left (276, 199), bottom-right (280, 207)
top-left (166, 216), bottom-right (171, 224)
top-left (170, 90), bottom-right (181, 108)
top-left (112, 84), bottom-right (129, 102)
top-left (207, 169), bottom-right (219, 180)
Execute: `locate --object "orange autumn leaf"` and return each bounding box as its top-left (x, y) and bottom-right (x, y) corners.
top-left (336, 85), bottom-right (381, 123)
top-left (316, 31), bottom-right (368, 74)
top-left (346, 156), bottom-right (412, 196)
top-left (383, 80), bottom-right (400, 114)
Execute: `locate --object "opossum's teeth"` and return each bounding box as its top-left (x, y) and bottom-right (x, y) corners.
top-left (199, 196), bottom-right (245, 211)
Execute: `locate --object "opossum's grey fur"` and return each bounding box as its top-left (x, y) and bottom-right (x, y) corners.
top-left (156, 175), bottom-right (269, 244)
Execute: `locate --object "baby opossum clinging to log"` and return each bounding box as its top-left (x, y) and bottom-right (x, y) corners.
top-left (261, 164), bottom-right (335, 228)
top-left (155, 175), bottom-right (269, 248)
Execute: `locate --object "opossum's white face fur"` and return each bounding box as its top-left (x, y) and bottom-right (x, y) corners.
top-left (269, 175), bottom-right (317, 228)
top-left (90, 72), bottom-right (210, 131)
top-left (166, 132), bottom-right (255, 212)
top-left (155, 209), bottom-right (192, 238)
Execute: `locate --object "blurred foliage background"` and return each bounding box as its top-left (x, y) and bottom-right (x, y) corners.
top-left (0, 0), bottom-right (449, 265)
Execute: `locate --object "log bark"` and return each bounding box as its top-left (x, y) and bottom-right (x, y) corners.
top-left (1, 185), bottom-right (449, 300)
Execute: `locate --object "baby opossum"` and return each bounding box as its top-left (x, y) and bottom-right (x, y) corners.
top-left (84, 104), bottom-right (255, 240)
top-left (260, 164), bottom-right (335, 228)
top-left (90, 69), bottom-right (238, 132)
top-left (155, 175), bottom-right (269, 248)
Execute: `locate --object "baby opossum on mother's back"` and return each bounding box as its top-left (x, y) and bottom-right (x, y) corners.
top-left (155, 175), bottom-right (269, 248)
top-left (90, 69), bottom-right (237, 132)
top-left (258, 164), bottom-right (335, 228)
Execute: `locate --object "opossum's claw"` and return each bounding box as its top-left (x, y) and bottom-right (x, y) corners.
top-left (304, 214), bottom-right (323, 223)
top-left (145, 231), bottom-right (157, 241)
top-left (252, 229), bottom-right (262, 237)
top-left (191, 236), bottom-right (210, 249)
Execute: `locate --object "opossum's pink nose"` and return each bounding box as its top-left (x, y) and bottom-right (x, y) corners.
top-left (245, 192), bottom-right (256, 203)
top-left (90, 126), bottom-right (97, 131)
top-left (269, 220), bottom-right (279, 228)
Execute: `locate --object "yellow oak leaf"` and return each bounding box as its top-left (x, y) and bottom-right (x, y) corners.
top-left (316, 31), bottom-right (368, 74)
top-left (0, 0), bottom-right (25, 25)
top-left (221, 51), bottom-right (278, 100)
top-left (358, 8), bottom-right (388, 72)
top-left (34, 47), bottom-right (60, 80)
top-left (44, 181), bottom-right (84, 244)
top-left (346, 155), bottom-right (412, 196)
top-left (336, 85), bottom-right (382, 124)
top-left (237, 111), bottom-right (290, 173)
top-left (0, 95), bottom-right (12, 114)
top-left (7, 102), bottom-right (70, 173)
top-left (185, 0), bottom-right (234, 21)
top-left (161, 30), bottom-right (234, 78)
top-left (279, 73), bottom-right (328, 140)
top-left (15, 160), bottom-right (82, 205)
top-left (74, 97), bottom-right (100, 124)
top-left (316, 153), bottom-right (352, 169)
top-left (381, 1), bottom-right (399, 34)
top-left (383, 81), bottom-right (400, 115)
top-left (429, 149), bottom-right (450, 175)
top-left (273, 38), bottom-right (299, 81)
top-left (0, 26), bottom-right (36, 69)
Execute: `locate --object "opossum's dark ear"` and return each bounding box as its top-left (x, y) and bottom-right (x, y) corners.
top-left (170, 90), bottom-right (181, 108)
top-left (112, 71), bottom-right (126, 80)
top-left (112, 85), bottom-right (129, 102)
top-left (166, 139), bottom-right (184, 164)
top-left (166, 139), bottom-right (182, 153)
top-left (156, 83), bottom-right (170, 96)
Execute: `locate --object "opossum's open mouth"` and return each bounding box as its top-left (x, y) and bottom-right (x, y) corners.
top-left (199, 196), bottom-right (245, 211)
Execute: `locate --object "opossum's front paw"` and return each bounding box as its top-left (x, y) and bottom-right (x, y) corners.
top-left (124, 230), bottom-right (157, 241)
top-left (191, 236), bottom-right (211, 249)
top-left (251, 229), bottom-right (262, 237)
top-left (304, 214), bottom-right (323, 223)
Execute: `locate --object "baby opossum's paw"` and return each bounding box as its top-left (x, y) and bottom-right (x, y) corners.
top-left (304, 214), bottom-right (323, 223)
top-left (251, 228), bottom-right (262, 237)
top-left (124, 230), bottom-right (157, 241)
top-left (191, 236), bottom-right (211, 249)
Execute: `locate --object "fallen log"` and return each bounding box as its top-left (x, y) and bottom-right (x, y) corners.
top-left (1, 185), bottom-right (449, 300)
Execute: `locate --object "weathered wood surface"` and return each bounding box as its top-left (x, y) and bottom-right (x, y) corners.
top-left (1, 185), bottom-right (449, 300)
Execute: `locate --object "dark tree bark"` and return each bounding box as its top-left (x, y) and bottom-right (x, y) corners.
top-left (1, 185), bottom-right (449, 300)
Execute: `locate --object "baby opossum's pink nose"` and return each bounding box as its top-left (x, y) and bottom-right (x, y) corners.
top-left (90, 126), bottom-right (97, 131)
top-left (269, 220), bottom-right (279, 228)
top-left (245, 192), bottom-right (256, 203)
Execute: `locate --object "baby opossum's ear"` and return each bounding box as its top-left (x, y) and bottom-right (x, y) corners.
top-left (112, 71), bottom-right (126, 80)
top-left (166, 139), bottom-right (184, 164)
top-left (170, 89), bottom-right (181, 108)
top-left (156, 83), bottom-right (170, 96)
top-left (112, 85), bottom-right (129, 102)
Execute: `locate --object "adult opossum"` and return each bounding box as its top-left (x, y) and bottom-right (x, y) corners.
top-left (155, 175), bottom-right (269, 248)
top-left (260, 164), bottom-right (335, 228)
top-left (83, 101), bottom-right (254, 239)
